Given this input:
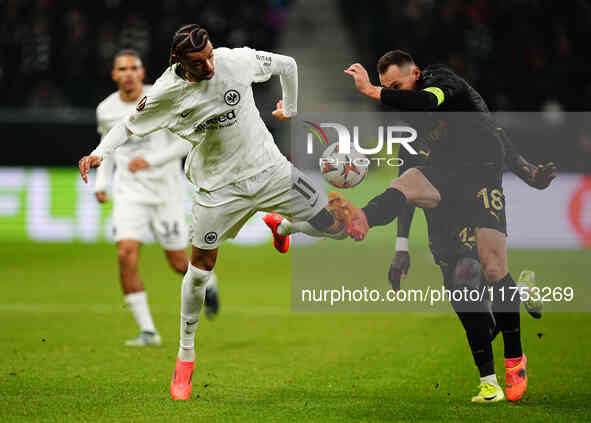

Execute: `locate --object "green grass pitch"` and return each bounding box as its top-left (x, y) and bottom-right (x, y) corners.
top-left (1, 239), bottom-right (590, 422)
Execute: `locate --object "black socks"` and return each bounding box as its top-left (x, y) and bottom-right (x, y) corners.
top-left (362, 187), bottom-right (407, 227)
top-left (490, 273), bottom-right (523, 359)
top-left (454, 310), bottom-right (496, 377)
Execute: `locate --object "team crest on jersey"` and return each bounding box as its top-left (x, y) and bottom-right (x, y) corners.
top-left (204, 231), bottom-right (218, 244)
top-left (136, 96), bottom-right (147, 111)
top-left (224, 89), bottom-right (240, 106)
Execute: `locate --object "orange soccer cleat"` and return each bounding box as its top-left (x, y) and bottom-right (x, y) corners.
top-left (263, 213), bottom-right (291, 253)
top-left (170, 357), bottom-right (195, 400)
top-left (327, 192), bottom-right (370, 241)
top-left (505, 354), bottom-right (527, 402)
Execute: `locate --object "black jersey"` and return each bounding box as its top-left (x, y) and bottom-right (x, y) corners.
top-left (383, 65), bottom-right (505, 169)
top-left (419, 65), bottom-right (504, 168)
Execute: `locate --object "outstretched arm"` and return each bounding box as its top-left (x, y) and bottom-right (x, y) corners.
top-left (81, 83), bottom-right (174, 182)
top-left (388, 148), bottom-right (420, 289)
top-left (94, 110), bottom-right (116, 198)
top-left (91, 122), bottom-right (132, 160)
top-left (388, 203), bottom-right (414, 290)
top-left (139, 133), bottom-right (192, 169)
top-left (344, 63), bottom-right (439, 110)
top-left (94, 153), bottom-right (115, 203)
top-left (79, 122), bottom-right (132, 183)
top-left (247, 48), bottom-right (298, 119)
top-left (498, 127), bottom-right (557, 189)
top-left (273, 53), bottom-right (298, 119)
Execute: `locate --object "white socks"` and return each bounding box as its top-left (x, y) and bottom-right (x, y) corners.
top-left (178, 263), bottom-right (211, 362)
top-left (277, 219), bottom-right (346, 240)
top-left (206, 270), bottom-right (218, 290)
top-left (124, 291), bottom-right (156, 334)
top-left (480, 374), bottom-right (500, 387)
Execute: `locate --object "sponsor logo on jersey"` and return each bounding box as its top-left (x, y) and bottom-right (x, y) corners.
top-left (224, 89), bottom-right (240, 106)
top-left (136, 96), bottom-right (147, 111)
top-left (193, 109), bottom-right (237, 132)
top-left (204, 231), bottom-right (218, 244)
top-left (181, 109), bottom-right (193, 118)
top-left (256, 54), bottom-right (272, 66)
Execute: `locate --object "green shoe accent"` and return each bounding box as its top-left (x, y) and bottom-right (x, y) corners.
top-left (518, 270), bottom-right (542, 319)
top-left (471, 383), bottom-right (505, 403)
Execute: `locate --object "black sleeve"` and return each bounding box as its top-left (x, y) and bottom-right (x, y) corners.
top-left (497, 127), bottom-right (525, 173)
top-left (419, 66), bottom-right (464, 105)
top-left (380, 89), bottom-right (438, 111)
top-left (396, 203), bottom-right (416, 238)
top-left (395, 145), bottom-right (417, 238)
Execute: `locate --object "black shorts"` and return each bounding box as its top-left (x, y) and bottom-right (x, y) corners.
top-left (418, 164), bottom-right (507, 265)
top-left (423, 207), bottom-right (479, 266)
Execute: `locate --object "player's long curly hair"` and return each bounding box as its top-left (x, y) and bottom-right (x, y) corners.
top-left (169, 24), bottom-right (210, 69)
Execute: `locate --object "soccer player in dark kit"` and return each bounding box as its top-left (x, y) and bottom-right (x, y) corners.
top-left (338, 50), bottom-right (557, 402)
top-left (388, 132), bottom-right (554, 402)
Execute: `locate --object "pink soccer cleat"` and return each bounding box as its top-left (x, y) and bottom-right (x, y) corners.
top-left (170, 357), bottom-right (195, 400)
top-left (505, 354), bottom-right (528, 402)
top-left (263, 213), bottom-right (290, 253)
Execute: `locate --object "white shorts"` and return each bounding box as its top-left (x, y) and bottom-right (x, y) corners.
top-left (112, 199), bottom-right (188, 250)
top-left (190, 161), bottom-right (327, 249)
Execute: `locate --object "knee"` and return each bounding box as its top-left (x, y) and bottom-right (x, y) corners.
top-left (421, 190), bottom-right (441, 209)
top-left (454, 258), bottom-right (482, 286)
top-left (193, 259), bottom-right (215, 272)
top-left (191, 253), bottom-right (216, 272)
top-left (391, 169), bottom-right (440, 209)
top-left (185, 263), bottom-right (211, 287)
top-left (389, 178), bottom-right (411, 203)
top-left (117, 244), bottom-right (138, 268)
top-left (444, 258), bottom-right (481, 291)
top-left (478, 245), bottom-right (507, 283)
top-left (446, 258), bottom-right (490, 313)
top-left (169, 256), bottom-right (188, 274)
top-left (392, 182), bottom-right (440, 209)
top-left (480, 258), bottom-right (503, 283)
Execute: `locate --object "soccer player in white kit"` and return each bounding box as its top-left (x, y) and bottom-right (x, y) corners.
top-left (94, 49), bottom-right (220, 347)
top-left (79, 25), bottom-right (346, 400)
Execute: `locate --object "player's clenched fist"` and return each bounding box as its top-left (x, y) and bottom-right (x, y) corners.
top-left (95, 191), bottom-right (108, 203)
top-left (344, 63), bottom-right (382, 100)
top-left (519, 160), bottom-right (558, 190)
top-left (388, 251), bottom-right (410, 291)
top-left (78, 155), bottom-right (102, 183)
top-left (344, 63), bottom-right (372, 93)
top-left (271, 99), bottom-right (290, 121)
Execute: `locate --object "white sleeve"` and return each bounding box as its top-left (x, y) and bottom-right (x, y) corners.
top-left (90, 121), bottom-right (131, 159)
top-left (94, 107), bottom-right (115, 190)
top-left (97, 113), bottom-right (110, 138)
top-left (143, 132), bottom-right (192, 167)
top-left (94, 153), bottom-right (114, 192)
top-left (126, 84), bottom-right (174, 137)
top-left (243, 48), bottom-right (298, 117)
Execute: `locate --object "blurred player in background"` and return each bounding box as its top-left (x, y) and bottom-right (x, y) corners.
top-left (95, 49), bottom-right (219, 347)
top-left (80, 25), bottom-right (346, 400)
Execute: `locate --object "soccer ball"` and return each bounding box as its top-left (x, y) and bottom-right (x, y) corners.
top-left (319, 142), bottom-right (369, 188)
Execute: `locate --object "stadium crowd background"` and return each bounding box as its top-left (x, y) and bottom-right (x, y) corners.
top-left (0, 0), bottom-right (290, 107)
top-left (341, 0), bottom-right (591, 111)
top-left (1, 0), bottom-right (590, 171)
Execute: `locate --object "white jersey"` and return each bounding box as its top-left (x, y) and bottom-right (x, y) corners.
top-left (95, 85), bottom-right (191, 205)
top-left (121, 47), bottom-right (297, 191)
